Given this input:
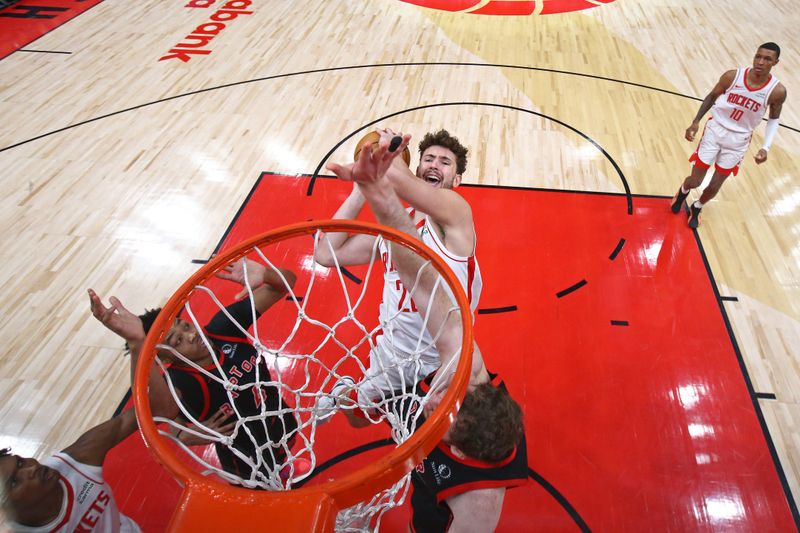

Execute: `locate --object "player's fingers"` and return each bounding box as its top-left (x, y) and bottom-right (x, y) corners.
top-left (109, 296), bottom-right (130, 315)
top-left (369, 139), bottom-right (388, 161)
top-left (326, 162), bottom-right (353, 181)
top-left (100, 306), bottom-right (115, 323)
top-left (392, 134), bottom-right (411, 155)
top-left (235, 289), bottom-right (248, 299)
top-left (88, 290), bottom-right (103, 313)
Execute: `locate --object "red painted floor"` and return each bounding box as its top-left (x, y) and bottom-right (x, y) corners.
top-left (105, 174), bottom-right (797, 531)
top-left (0, 0), bottom-right (104, 59)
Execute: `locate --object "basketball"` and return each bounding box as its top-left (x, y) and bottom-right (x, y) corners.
top-left (354, 131), bottom-right (411, 166)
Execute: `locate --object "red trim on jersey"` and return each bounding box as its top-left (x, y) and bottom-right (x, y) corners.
top-left (54, 454), bottom-right (104, 485)
top-left (165, 370), bottom-right (213, 419)
top-left (743, 68), bottom-right (772, 92)
top-left (206, 331), bottom-right (249, 344)
top-left (171, 351), bottom-right (226, 373)
top-left (436, 477), bottom-right (529, 504)
top-left (436, 442), bottom-right (519, 469)
top-left (192, 373), bottom-right (212, 419)
top-left (466, 256), bottom-right (475, 304)
top-left (50, 472), bottom-right (75, 532)
top-left (688, 120), bottom-right (712, 169)
top-left (416, 218), bottom-right (426, 230)
top-left (689, 152), bottom-right (711, 169)
top-left (420, 376), bottom-right (432, 394)
top-left (714, 162), bottom-right (740, 177)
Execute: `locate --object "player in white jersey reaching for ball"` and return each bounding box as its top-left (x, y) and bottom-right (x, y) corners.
top-left (327, 133), bottom-right (528, 533)
top-left (1, 391), bottom-right (176, 531)
top-left (315, 128), bottom-right (482, 410)
top-left (671, 42), bottom-right (787, 228)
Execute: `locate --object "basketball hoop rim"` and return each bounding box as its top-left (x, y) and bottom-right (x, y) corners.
top-left (133, 219), bottom-right (474, 515)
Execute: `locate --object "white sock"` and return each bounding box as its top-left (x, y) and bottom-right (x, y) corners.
top-left (693, 200), bottom-right (704, 209)
top-left (681, 185), bottom-right (689, 194)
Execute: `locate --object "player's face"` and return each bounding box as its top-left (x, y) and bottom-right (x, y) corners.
top-left (752, 48), bottom-right (779, 76)
top-left (163, 319), bottom-right (212, 363)
top-left (0, 454), bottom-right (62, 524)
top-left (416, 146), bottom-right (462, 190)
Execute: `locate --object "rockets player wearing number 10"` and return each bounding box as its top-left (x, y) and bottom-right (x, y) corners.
top-left (670, 42), bottom-right (787, 229)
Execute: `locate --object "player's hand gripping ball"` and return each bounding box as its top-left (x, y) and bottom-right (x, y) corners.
top-left (354, 131), bottom-right (411, 166)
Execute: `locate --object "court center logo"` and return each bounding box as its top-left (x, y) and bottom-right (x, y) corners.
top-left (398, 0), bottom-right (617, 15)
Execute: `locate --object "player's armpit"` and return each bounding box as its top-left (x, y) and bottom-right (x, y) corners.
top-left (446, 487), bottom-right (506, 533)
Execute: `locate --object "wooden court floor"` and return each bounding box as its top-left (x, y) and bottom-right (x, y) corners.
top-left (1, 0), bottom-right (799, 530)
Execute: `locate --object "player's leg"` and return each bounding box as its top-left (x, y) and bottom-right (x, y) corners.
top-left (672, 122), bottom-right (718, 213)
top-left (687, 132), bottom-right (745, 228)
top-left (672, 163), bottom-right (708, 213)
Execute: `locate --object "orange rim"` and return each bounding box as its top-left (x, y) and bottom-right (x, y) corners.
top-left (133, 219), bottom-right (474, 521)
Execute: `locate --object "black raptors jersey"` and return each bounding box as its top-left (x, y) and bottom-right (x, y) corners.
top-left (167, 298), bottom-right (298, 478)
top-left (408, 374), bottom-right (528, 533)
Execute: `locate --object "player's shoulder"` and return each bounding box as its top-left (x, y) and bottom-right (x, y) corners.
top-left (773, 81), bottom-right (788, 100)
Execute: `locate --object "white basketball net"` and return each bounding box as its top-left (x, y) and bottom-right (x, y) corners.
top-left (150, 228), bottom-right (464, 532)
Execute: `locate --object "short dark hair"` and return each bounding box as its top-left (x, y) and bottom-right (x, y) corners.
top-left (418, 129), bottom-right (468, 175)
top-left (448, 383), bottom-right (524, 462)
top-left (124, 308), bottom-right (162, 353)
top-left (759, 42), bottom-right (780, 59)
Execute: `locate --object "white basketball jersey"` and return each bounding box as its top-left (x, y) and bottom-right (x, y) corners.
top-left (14, 453), bottom-right (140, 533)
top-left (711, 67), bottom-right (779, 133)
top-left (377, 209), bottom-right (482, 362)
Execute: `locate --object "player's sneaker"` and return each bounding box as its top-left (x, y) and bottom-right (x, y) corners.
top-left (671, 187), bottom-right (689, 213)
top-left (314, 376), bottom-right (356, 423)
top-left (688, 204), bottom-right (702, 229)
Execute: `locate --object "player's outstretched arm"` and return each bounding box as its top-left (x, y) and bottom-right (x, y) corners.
top-left (88, 289), bottom-right (180, 420)
top-left (62, 391), bottom-right (183, 467)
top-left (314, 182), bottom-right (378, 267)
top-left (216, 258), bottom-right (297, 313)
top-left (686, 70), bottom-right (736, 141)
top-left (62, 409), bottom-right (139, 467)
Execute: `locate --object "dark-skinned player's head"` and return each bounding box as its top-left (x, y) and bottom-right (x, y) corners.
top-left (752, 43), bottom-right (780, 76)
top-left (758, 42), bottom-right (780, 59)
top-left (1, 447), bottom-right (64, 529)
top-left (129, 308), bottom-right (213, 364)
